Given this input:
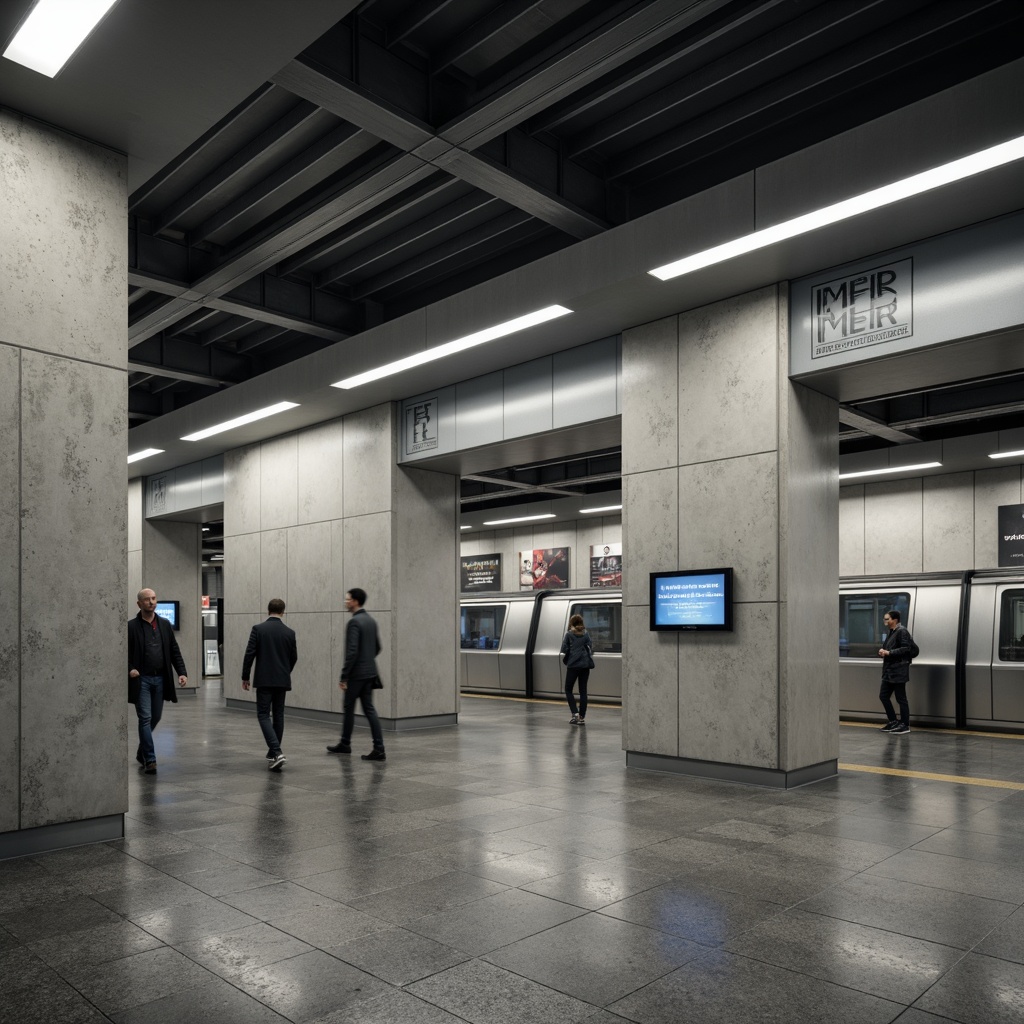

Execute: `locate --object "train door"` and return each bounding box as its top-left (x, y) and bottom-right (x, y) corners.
top-left (993, 585), bottom-right (1024, 724)
top-left (838, 588), bottom-right (911, 715)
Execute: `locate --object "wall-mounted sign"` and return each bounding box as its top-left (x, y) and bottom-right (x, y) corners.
top-left (149, 475), bottom-right (168, 515)
top-left (405, 397), bottom-right (439, 454)
top-left (811, 258), bottom-right (913, 361)
top-left (461, 554), bottom-right (502, 592)
top-left (590, 543), bottom-right (622, 588)
top-left (520, 549), bottom-right (570, 590)
top-left (999, 504), bottom-right (1024, 567)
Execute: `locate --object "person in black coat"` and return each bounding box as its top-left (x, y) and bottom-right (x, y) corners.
top-left (879, 609), bottom-right (915, 734)
top-left (560, 613), bottom-right (594, 725)
top-left (127, 588), bottom-right (188, 774)
top-left (242, 598), bottom-right (298, 772)
top-left (327, 587), bottom-right (386, 761)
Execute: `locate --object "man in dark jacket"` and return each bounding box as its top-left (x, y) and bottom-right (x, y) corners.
top-left (127, 588), bottom-right (188, 774)
top-left (327, 588), bottom-right (386, 761)
top-left (242, 598), bottom-right (298, 772)
top-left (879, 609), bottom-right (914, 734)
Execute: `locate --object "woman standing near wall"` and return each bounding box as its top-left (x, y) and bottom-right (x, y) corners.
top-left (561, 614), bottom-right (594, 724)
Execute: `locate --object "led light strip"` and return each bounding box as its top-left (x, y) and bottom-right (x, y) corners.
top-left (3, 0), bottom-right (120, 78)
top-left (838, 461), bottom-right (941, 480)
top-left (181, 401), bottom-right (299, 442)
top-left (482, 513), bottom-right (557, 526)
top-left (127, 448), bottom-right (164, 465)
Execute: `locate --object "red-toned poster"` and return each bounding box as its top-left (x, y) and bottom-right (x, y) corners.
top-left (519, 548), bottom-right (570, 590)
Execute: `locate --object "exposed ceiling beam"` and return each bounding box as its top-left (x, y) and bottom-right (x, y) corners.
top-left (838, 407), bottom-right (921, 444)
top-left (236, 324), bottom-right (292, 354)
top-left (127, 361), bottom-right (234, 388)
top-left (386, 0), bottom-right (459, 47)
top-left (433, 0), bottom-right (544, 75)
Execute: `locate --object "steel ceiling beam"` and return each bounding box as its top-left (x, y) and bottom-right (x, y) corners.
top-left (385, 0), bottom-right (459, 47)
top-left (432, 0), bottom-right (544, 75)
top-left (838, 407), bottom-right (921, 444)
top-left (127, 361), bottom-right (234, 388)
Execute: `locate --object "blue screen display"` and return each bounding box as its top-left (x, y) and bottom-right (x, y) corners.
top-left (156, 601), bottom-right (179, 629)
top-left (650, 569), bottom-right (733, 630)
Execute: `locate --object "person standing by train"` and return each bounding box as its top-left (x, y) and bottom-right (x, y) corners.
top-left (879, 609), bottom-right (915, 734)
top-left (561, 613), bottom-right (594, 725)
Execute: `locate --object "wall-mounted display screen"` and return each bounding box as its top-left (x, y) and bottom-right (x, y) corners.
top-left (156, 600), bottom-right (180, 630)
top-left (649, 569), bottom-right (733, 631)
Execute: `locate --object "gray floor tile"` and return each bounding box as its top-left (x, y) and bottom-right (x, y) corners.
top-left (804, 814), bottom-right (942, 849)
top-left (975, 905), bottom-right (1024, 965)
top-left (598, 881), bottom-right (783, 946)
top-left (866, 848), bottom-right (1024, 902)
top-left (468, 846), bottom-right (598, 887)
top-left (130, 894), bottom-right (261, 943)
top-left (521, 860), bottom-right (670, 910)
top-left (305, 985), bottom-right (473, 1024)
top-left (914, 951), bottom-right (1024, 1023)
top-left (347, 869), bottom-right (509, 925)
top-left (608, 948), bottom-right (901, 1023)
top-left (0, 893), bottom-right (122, 942)
top-left (407, 887), bottom-right (586, 956)
top-left (109, 976), bottom-right (292, 1023)
top-left (912, 825), bottom-right (1024, 867)
top-left (723, 907), bottom-right (964, 1004)
top-left (174, 860), bottom-right (284, 895)
top-left (485, 911), bottom-right (704, 1005)
top-left (3, 973), bottom-right (113, 1024)
top-left (408, 958), bottom-right (595, 1024)
top-left (218, 879), bottom-right (347, 920)
top-left (271, 902), bottom-right (390, 946)
top-left (326, 925), bottom-right (470, 985)
top-left (29, 918), bottom-right (165, 973)
top-left (90, 875), bottom-right (211, 917)
top-left (176, 921), bottom-right (314, 979)
top-left (232, 948), bottom-right (392, 1023)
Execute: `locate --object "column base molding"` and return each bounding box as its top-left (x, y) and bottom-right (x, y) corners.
top-left (225, 698), bottom-right (457, 732)
top-left (626, 752), bottom-right (838, 789)
top-left (0, 814), bottom-right (124, 861)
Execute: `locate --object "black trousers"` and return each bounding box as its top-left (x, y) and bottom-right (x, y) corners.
top-left (342, 677), bottom-right (385, 751)
top-left (879, 679), bottom-right (909, 726)
top-left (256, 687), bottom-right (286, 755)
top-left (565, 667), bottom-right (590, 717)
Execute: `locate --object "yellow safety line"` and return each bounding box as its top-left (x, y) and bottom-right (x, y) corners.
top-left (841, 720), bottom-right (1024, 740)
top-left (839, 763), bottom-right (1024, 790)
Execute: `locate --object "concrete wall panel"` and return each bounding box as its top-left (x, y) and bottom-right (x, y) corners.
top-left (224, 444), bottom-right (261, 537)
top-left (343, 404), bottom-right (393, 518)
top-left (623, 606), bottom-right (677, 755)
top-left (342, 513), bottom-right (392, 612)
top-left (287, 521), bottom-right (333, 613)
top-left (621, 318), bottom-right (678, 476)
top-left (839, 486), bottom-right (865, 577)
top-left (287, 611), bottom-right (332, 713)
top-left (260, 529), bottom-right (289, 611)
top-left (622, 469), bottom-right (677, 609)
top-left (260, 434), bottom-right (298, 532)
top-left (225, 533), bottom-right (261, 615)
top-left (298, 418), bottom-right (344, 524)
top-left (976, 466), bottom-right (1022, 569)
top-left (923, 473), bottom-right (975, 572)
top-left (864, 479), bottom-right (923, 574)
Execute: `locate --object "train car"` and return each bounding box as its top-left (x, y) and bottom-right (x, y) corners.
top-left (460, 590), bottom-right (622, 702)
top-left (840, 569), bottom-right (1024, 731)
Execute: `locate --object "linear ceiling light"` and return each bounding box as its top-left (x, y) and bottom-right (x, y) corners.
top-left (127, 448), bottom-right (163, 464)
top-left (579, 504), bottom-right (622, 514)
top-left (989, 449), bottom-right (1024, 460)
top-left (838, 462), bottom-right (941, 480)
top-left (332, 305), bottom-right (573, 389)
top-left (460, 524), bottom-right (472, 530)
top-left (3, 0), bottom-right (119, 78)
top-left (649, 134), bottom-right (1024, 282)
top-left (482, 513), bottom-right (557, 526)
top-left (181, 401), bottom-right (299, 442)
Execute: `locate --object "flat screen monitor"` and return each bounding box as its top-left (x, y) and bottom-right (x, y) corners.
top-left (156, 600), bottom-right (180, 630)
top-left (649, 568), bottom-right (733, 631)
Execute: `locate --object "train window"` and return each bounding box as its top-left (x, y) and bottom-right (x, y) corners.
top-left (461, 605), bottom-right (507, 650)
top-left (839, 592), bottom-right (910, 658)
top-left (998, 590), bottom-right (1024, 663)
top-left (570, 603), bottom-right (622, 653)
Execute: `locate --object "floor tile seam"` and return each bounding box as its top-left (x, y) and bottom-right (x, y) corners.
top-left (860, 862), bottom-right (1024, 905)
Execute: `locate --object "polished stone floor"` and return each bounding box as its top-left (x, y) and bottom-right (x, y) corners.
top-left (4, 686), bottom-right (1024, 1023)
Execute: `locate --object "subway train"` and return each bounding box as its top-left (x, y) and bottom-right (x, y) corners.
top-left (460, 569), bottom-right (1024, 731)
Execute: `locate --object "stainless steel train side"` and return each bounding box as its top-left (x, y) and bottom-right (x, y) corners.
top-left (460, 590), bottom-right (623, 702)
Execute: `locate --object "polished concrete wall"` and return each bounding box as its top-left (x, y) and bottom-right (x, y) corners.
top-left (460, 516), bottom-right (621, 591)
top-left (840, 466), bottom-right (1024, 575)
top-left (621, 285), bottom-right (838, 782)
top-left (0, 110), bottom-right (127, 840)
top-left (223, 406), bottom-right (459, 723)
top-left (128, 479), bottom-right (143, 605)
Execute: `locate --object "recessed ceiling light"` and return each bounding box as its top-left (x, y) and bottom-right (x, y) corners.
top-left (649, 134), bottom-right (1024, 281)
top-left (127, 448), bottom-right (164, 464)
top-left (460, 525), bottom-right (472, 530)
top-left (989, 449), bottom-right (1024, 460)
top-left (838, 462), bottom-right (942, 480)
top-left (579, 504), bottom-right (622, 514)
top-left (181, 401), bottom-right (299, 442)
top-left (332, 306), bottom-right (573, 389)
top-left (482, 513), bottom-right (557, 526)
top-left (3, 0), bottom-right (120, 78)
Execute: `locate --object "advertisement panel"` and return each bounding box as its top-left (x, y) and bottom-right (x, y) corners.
top-left (590, 543), bottom-right (621, 588)
top-left (519, 549), bottom-right (570, 590)
top-left (461, 554), bottom-right (502, 592)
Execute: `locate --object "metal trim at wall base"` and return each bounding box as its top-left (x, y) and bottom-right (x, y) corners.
top-left (225, 699), bottom-right (457, 732)
top-left (626, 752), bottom-right (838, 789)
top-left (0, 814), bottom-right (125, 861)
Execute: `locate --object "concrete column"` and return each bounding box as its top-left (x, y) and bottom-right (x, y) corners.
top-left (0, 110), bottom-right (127, 855)
top-left (224, 404), bottom-right (458, 731)
top-left (622, 284), bottom-right (838, 787)
top-left (141, 520), bottom-right (203, 692)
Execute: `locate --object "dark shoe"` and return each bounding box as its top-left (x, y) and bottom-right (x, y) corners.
top-left (578, 718), bottom-right (586, 725)
top-left (144, 761), bottom-right (157, 774)
top-left (136, 749), bottom-right (144, 765)
top-left (891, 722), bottom-right (910, 734)
top-left (326, 743), bottom-right (351, 754)
top-left (879, 720), bottom-right (898, 731)
top-left (269, 754), bottom-right (286, 772)
top-left (266, 752), bottom-right (275, 760)
top-left (570, 713), bottom-right (579, 724)
top-left (361, 749), bottom-right (386, 761)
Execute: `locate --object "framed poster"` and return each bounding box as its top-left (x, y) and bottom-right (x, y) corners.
top-left (590, 543), bottom-right (622, 588)
top-left (999, 504), bottom-right (1024, 567)
top-left (461, 554), bottom-right (502, 592)
top-left (519, 548), bottom-right (570, 590)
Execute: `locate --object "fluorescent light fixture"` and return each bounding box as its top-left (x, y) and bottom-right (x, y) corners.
top-left (460, 525), bottom-right (472, 530)
top-left (838, 462), bottom-right (941, 480)
top-left (3, 0), bottom-right (119, 78)
top-left (181, 401), bottom-right (299, 442)
top-left (127, 448), bottom-right (163, 464)
top-left (482, 513), bottom-right (557, 526)
top-left (649, 134), bottom-right (1024, 281)
top-left (579, 504), bottom-right (622, 514)
top-left (989, 449), bottom-right (1024, 460)
top-left (332, 305), bottom-right (573, 389)
top-left (202, 527), bottom-right (210, 532)
top-left (210, 554), bottom-right (224, 560)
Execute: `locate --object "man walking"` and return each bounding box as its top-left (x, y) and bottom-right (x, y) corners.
top-left (327, 588), bottom-right (386, 761)
top-left (242, 598), bottom-right (298, 772)
top-left (879, 609), bottom-right (915, 734)
top-left (128, 588), bottom-right (188, 774)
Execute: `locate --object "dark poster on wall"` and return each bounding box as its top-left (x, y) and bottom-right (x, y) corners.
top-left (999, 504), bottom-right (1024, 567)
top-left (461, 554), bottom-right (502, 592)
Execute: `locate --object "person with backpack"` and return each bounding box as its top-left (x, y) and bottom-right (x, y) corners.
top-left (878, 609), bottom-right (918, 734)
top-left (561, 614), bottom-right (594, 725)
